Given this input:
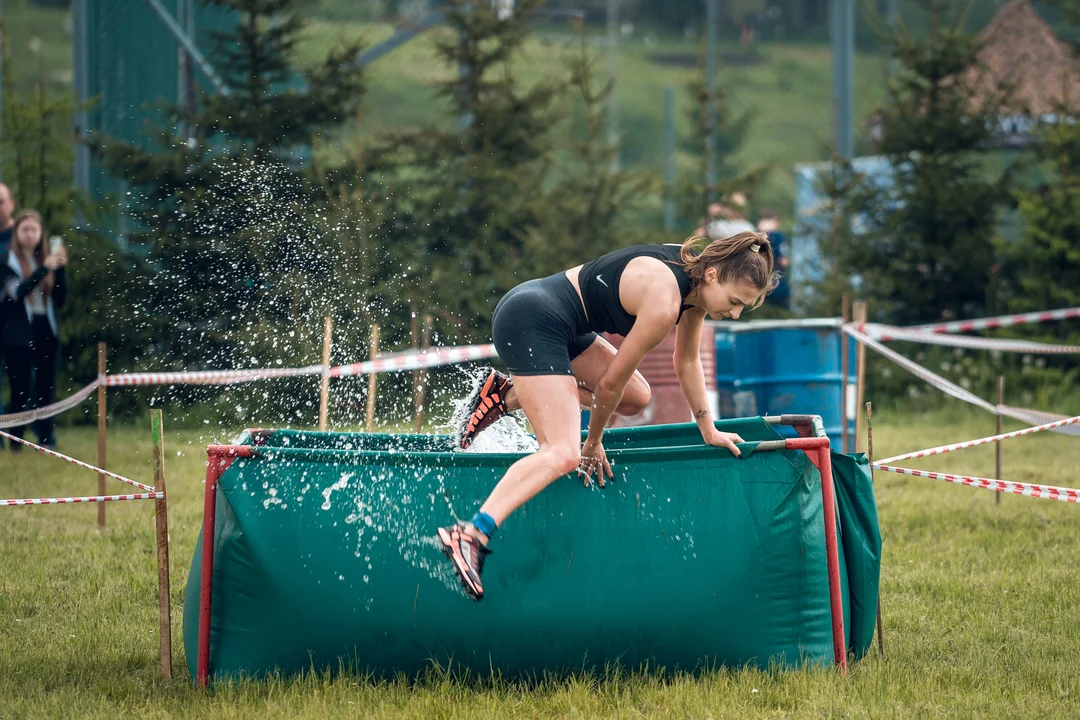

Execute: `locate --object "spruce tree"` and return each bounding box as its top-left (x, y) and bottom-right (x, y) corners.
top-left (0, 19), bottom-right (83, 229)
top-left (522, 23), bottom-right (654, 274)
top-left (843, 0), bottom-right (1013, 324)
top-left (1001, 107), bottom-right (1080, 330)
top-left (357, 0), bottom-right (562, 338)
top-left (677, 58), bottom-right (762, 227)
top-left (93, 0), bottom-right (366, 368)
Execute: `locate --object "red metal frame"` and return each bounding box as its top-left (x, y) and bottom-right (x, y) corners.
top-left (197, 445), bottom-right (254, 689)
top-left (786, 434), bottom-right (848, 674)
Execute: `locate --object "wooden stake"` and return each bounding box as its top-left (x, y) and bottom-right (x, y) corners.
top-left (996, 375), bottom-right (1004, 506)
top-left (414, 315), bottom-right (433, 433)
top-left (318, 317), bottom-right (333, 432)
top-left (841, 295), bottom-right (851, 454)
top-left (365, 324), bottom-right (380, 432)
top-left (410, 308), bottom-right (419, 429)
top-left (854, 301), bottom-right (868, 452)
top-left (866, 401), bottom-right (885, 658)
top-left (97, 342), bottom-right (107, 528)
top-left (150, 409), bottom-right (172, 680)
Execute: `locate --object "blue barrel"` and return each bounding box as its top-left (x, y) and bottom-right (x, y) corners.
top-left (717, 323), bottom-right (856, 451)
top-left (713, 329), bottom-right (738, 419)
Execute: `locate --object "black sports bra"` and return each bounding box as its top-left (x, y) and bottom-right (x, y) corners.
top-left (577, 244), bottom-right (694, 336)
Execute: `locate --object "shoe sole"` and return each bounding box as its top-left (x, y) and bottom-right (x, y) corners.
top-left (459, 370), bottom-right (499, 449)
top-left (437, 527), bottom-right (484, 601)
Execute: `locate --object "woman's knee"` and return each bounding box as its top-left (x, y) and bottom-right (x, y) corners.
top-left (544, 443), bottom-right (581, 477)
top-left (617, 378), bottom-right (651, 416)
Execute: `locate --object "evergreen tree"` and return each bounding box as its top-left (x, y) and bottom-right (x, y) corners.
top-left (1000, 106), bottom-right (1080, 331)
top-left (842, 0), bottom-right (1013, 324)
top-left (92, 0), bottom-right (366, 369)
top-left (677, 57), bottom-right (764, 229)
top-left (357, 0), bottom-right (564, 339)
top-left (803, 152), bottom-right (862, 316)
top-left (0, 19), bottom-right (84, 229)
top-left (522, 22), bottom-right (654, 274)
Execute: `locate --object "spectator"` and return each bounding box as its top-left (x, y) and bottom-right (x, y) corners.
top-left (697, 193), bottom-right (756, 240)
top-left (1, 210), bottom-right (68, 450)
top-left (0, 184), bottom-right (14, 252)
top-left (0, 184), bottom-right (14, 445)
top-left (758, 210), bottom-right (790, 308)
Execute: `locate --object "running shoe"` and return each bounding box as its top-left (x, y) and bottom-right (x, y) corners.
top-left (457, 368), bottom-right (513, 449)
top-left (436, 523), bottom-right (492, 601)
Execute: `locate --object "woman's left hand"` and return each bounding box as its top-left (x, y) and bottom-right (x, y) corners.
top-left (702, 428), bottom-right (744, 457)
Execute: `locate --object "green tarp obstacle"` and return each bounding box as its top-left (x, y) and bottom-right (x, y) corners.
top-left (183, 416), bottom-right (880, 684)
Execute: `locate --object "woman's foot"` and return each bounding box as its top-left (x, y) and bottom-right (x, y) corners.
top-left (436, 523), bottom-right (491, 601)
top-left (457, 368), bottom-right (514, 449)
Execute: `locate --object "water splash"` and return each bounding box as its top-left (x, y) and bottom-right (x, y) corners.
top-left (445, 367), bottom-right (539, 454)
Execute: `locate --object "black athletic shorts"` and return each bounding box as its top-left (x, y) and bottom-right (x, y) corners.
top-left (491, 273), bottom-right (598, 376)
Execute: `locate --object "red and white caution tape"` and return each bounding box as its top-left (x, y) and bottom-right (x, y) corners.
top-left (0, 492), bottom-right (163, 507)
top-left (873, 464), bottom-right (1080, 504)
top-left (330, 343), bottom-right (498, 378)
top-left (912, 306), bottom-right (1080, 335)
top-left (864, 323), bottom-right (1080, 354)
top-left (0, 429), bottom-right (155, 493)
top-left (103, 342), bottom-right (499, 386)
top-left (0, 379), bottom-right (101, 429)
top-left (996, 404), bottom-right (1080, 435)
top-left (105, 364), bottom-right (325, 387)
top-left (843, 325), bottom-right (997, 412)
top-left (879, 415), bottom-right (1080, 465)
top-left (845, 325), bottom-right (1080, 436)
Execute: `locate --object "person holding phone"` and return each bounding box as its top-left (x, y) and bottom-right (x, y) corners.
top-left (1, 210), bottom-right (68, 449)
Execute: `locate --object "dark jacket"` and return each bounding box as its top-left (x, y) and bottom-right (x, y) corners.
top-left (0, 252), bottom-right (66, 348)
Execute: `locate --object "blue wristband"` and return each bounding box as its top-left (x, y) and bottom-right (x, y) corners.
top-left (471, 511), bottom-right (498, 539)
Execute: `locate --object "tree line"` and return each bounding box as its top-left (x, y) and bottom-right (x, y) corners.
top-left (1, 0), bottom-right (1077, 418)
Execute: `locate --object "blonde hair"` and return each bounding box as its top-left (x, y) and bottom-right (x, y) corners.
top-left (679, 231), bottom-right (780, 309)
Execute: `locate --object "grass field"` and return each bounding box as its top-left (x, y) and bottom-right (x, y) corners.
top-left (1, 407), bottom-right (1078, 718)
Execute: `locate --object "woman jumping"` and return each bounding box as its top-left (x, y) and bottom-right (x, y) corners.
top-left (438, 231), bottom-right (779, 600)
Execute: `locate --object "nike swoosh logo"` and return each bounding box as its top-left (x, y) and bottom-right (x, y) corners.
top-left (596, 274), bottom-right (608, 287)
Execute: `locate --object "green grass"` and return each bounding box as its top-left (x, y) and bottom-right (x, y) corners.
top-left (2, 408), bottom-right (1079, 718)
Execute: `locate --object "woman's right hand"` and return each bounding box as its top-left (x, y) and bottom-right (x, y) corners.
top-left (44, 247), bottom-right (67, 270)
top-left (578, 437), bottom-right (613, 488)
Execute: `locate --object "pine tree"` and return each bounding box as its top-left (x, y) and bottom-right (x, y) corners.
top-left (843, 0), bottom-right (1013, 324)
top-left (1001, 106), bottom-right (1080, 331)
top-left (677, 57), bottom-right (764, 227)
top-left (92, 0), bottom-right (366, 369)
top-left (0, 19), bottom-right (84, 229)
top-left (356, 0), bottom-right (563, 338)
top-left (804, 153), bottom-right (862, 317)
top-left (521, 22), bottom-right (654, 274)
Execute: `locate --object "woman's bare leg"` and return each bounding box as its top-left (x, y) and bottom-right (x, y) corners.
top-left (568, 335), bottom-right (651, 416)
top-left (467, 374), bottom-right (583, 543)
top-left (502, 337), bottom-right (651, 417)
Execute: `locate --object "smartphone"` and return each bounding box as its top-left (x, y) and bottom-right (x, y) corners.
top-left (49, 236), bottom-right (64, 253)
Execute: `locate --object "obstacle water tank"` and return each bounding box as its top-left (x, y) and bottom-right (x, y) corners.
top-left (183, 419), bottom-right (881, 682)
top-left (713, 320), bottom-right (856, 450)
